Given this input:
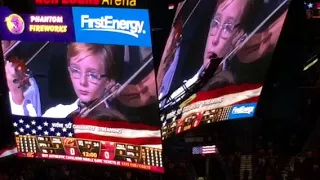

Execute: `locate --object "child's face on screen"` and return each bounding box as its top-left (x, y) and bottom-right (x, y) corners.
top-left (204, 0), bottom-right (246, 64)
top-left (69, 52), bottom-right (108, 103)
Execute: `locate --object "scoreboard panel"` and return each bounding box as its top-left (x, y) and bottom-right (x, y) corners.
top-left (161, 106), bottom-right (233, 139)
top-left (16, 135), bottom-right (163, 172)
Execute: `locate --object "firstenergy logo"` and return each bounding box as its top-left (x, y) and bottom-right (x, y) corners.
top-left (80, 15), bottom-right (146, 38)
top-left (231, 106), bottom-right (255, 115)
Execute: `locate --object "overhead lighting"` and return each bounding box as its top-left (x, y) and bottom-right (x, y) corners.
top-left (168, 4), bottom-right (175, 10)
top-left (304, 58), bottom-right (318, 71)
top-left (304, 54), bottom-right (319, 71)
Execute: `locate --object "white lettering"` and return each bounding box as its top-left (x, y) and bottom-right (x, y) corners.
top-left (232, 106), bottom-right (255, 115)
top-left (94, 159), bottom-right (103, 163)
top-left (52, 138), bottom-right (61, 143)
top-left (83, 157), bottom-right (93, 162)
top-left (73, 124), bottom-right (122, 134)
top-left (39, 143), bottom-right (47, 147)
top-left (52, 123), bottom-right (64, 128)
top-left (30, 16), bottom-right (63, 23)
top-left (66, 156), bottom-right (75, 160)
top-left (48, 154), bottom-right (65, 159)
top-left (103, 159), bottom-right (117, 165)
top-left (183, 98), bottom-right (224, 113)
top-left (80, 15), bottom-right (146, 38)
top-left (42, 154), bottom-right (48, 158)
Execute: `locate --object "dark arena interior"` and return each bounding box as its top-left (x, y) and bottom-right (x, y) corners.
top-left (2, 0), bottom-right (320, 180)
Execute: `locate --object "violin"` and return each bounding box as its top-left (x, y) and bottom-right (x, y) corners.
top-left (7, 56), bottom-right (31, 91)
top-left (3, 41), bottom-right (49, 91)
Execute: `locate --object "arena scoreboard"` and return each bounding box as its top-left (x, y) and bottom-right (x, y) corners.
top-left (161, 106), bottom-right (233, 139)
top-left (16, 135), bottom-right (163, 172)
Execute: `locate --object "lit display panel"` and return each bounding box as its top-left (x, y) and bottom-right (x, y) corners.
top-left (159, 0), bottom-right (290, 138)
top-left (0, 7), bottom-right (163, 172)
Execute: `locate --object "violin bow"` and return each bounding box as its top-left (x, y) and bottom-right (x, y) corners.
top-left (3, 41), bottom-right (49, 65)
top-left (172, 0), bottom-right (203, 29)
top-left (3, 41), bottom-right (21, 58)
top-left (78, 55), bottom-right (155, 118)
top-left (25, 42), bottom-right (49, 65)
top-left (220, 0), bottom-right (289, 70)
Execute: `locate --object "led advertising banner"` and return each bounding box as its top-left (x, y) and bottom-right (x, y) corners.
top-left (159, 0), bottom-right (290, 139)
top-left (0, 7), bottom-right (163, 172)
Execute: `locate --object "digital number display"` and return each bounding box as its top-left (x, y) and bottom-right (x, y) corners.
top-left (16, 135), bottom-right (163, 173)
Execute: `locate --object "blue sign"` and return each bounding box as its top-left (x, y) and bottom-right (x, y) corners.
top-left (228, 103), bottom-right (257, 120)
top-left (72, 7), bottom-right (152, 47)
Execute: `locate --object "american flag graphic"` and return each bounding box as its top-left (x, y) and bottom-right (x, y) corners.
top-left (192, 145), bottom-right (216, 155)
top-left (12, 116), bottom-right (74, 137)
top-left (304, 2), bottom-right (320, 9)
top-left (11, 115), bottom-right (162, 146)
top-left (190, 84), bottom-right (262, 105)
top-left (73, 117), bottom-right (162, 145)
top-left (0, 147), bottom-right (17, 158)
top-left (181, 84), bottom-right (262, 119)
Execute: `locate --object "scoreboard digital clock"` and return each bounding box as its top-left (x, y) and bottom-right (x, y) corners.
top-left (15, 135), bottom-right (163, 173)
top-left (161, 106), bottom-right (233, 139)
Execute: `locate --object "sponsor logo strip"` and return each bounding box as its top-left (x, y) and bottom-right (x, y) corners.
top-left (228, 103), bottom-right (257, 120)
top-left (0, 7), bottom-right (75, 42)
top-left (181, 86), bottom-right (262, 118)
top-left (0, 7), bottom-right (151, 46)
top-left (72, 7), bottom-right (151, 46)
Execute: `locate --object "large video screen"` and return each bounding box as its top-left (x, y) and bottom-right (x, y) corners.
top-left (159, 0), bottom-right (290, 139)
top-left (0, 7), bottom-right (163, 172)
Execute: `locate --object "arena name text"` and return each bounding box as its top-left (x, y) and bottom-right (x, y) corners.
top-left (34, 0), bottom-right (137, 7)
top-left (29, 15), bottom-right (68, 33)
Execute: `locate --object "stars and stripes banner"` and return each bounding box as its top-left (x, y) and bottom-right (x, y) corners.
top-left (304, 2), bottom-right (320, 9)
top-left (304, 2), bottom-right (315, 9)
top-left (0, 147), bottom-right (17, 158)
top-left (11, 115), bottom-right (161, 147)
top-left (12, 116), bottom-right (74, 138)
top-left (74, 117), bottom-right (162, 145)
top-left (192, 145), bottom-right (217, 155)
top-left (181, 84), bottom-right (262, 119)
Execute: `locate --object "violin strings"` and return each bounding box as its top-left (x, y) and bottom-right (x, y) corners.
top-left (79, 56), bottom-right (154, 117)
top-left (80, 81), bottom-right (119, 115)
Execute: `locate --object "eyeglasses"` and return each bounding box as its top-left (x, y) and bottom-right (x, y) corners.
top-left (68, 66), bottom-right (107, 84)
top-left (209, 19), bottom-right (240, 39)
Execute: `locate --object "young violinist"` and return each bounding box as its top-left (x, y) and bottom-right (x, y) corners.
top-left (203, 0), bottom-right (252, 65)
top-left (203, 1), bottom-right (288, 90)
top-left (157, 0), bottom-right (252, 107)
top-left (2, 40), bottom-right (42, 116)
top-left (7, 43), bottom-right (126, 120)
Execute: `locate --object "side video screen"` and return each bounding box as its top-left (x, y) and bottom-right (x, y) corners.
top-left (0, 7), bottom-right (163, 173)
top-left (159, 0), bottom-right (290, 139)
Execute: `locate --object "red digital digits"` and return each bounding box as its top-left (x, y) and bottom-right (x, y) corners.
top-left (100, 141), bottom-right (116, 160)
